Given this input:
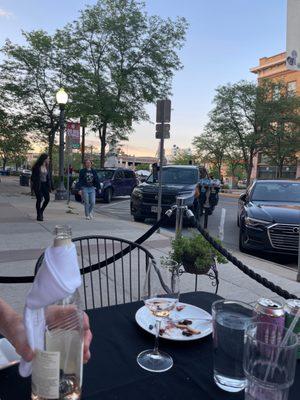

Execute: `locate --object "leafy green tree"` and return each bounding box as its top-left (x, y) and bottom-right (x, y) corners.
top-left (261, 89), bottom-right (300, 178)
top-left (60, 0), bottom-right (187, 167)
top-left (135, 163), bottom-right (150, 171)
top-left (0, 109), bottom-right (31, 170)
top-left (0, 30), bottom-right (67, 176)
top-left (193, 125), bottom-right (229, 178)
top-left (199, 80), bottom-right (300, 185)
top-left (224, 150), bottom-right (245, 180)
top-left (170, 149), bottom-right (194, 165)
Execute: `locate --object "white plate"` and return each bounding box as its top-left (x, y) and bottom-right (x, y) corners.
top-left (0, 338), bottom-right (20, 370)
top-left (135, 302), bottom-right (212, 341)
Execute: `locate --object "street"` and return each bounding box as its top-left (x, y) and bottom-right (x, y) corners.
top-left (93, 195), bottom-right (298, 270)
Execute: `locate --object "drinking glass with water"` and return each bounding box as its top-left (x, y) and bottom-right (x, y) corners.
top-left (212, 299), bottom-right (254, 392)
top-left (243, 322), bottom-right (298, 400)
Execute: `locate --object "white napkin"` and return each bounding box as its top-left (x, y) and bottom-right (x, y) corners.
top-left (19, 243), bottom-right (81, 377)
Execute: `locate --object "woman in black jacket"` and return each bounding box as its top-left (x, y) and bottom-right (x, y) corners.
top-left (31, 153), bottom-right (51, 221)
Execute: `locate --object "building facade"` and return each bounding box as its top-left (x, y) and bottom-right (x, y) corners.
top-left (250, 52), bottom-right (300, 180)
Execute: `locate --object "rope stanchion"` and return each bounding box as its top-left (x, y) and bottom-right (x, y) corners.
top-left (0, 211), bottom-right (172, 284)
top-left (196, 224), bottom-right (299, 300)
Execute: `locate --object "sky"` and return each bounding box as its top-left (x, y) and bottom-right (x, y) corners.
top-left (0, 0), bottom-right (287, 156)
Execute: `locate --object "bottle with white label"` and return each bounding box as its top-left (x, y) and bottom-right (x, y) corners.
top-left (31, 225), bottom-right (84, 400)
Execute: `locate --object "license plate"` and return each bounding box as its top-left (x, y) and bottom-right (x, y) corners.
top-left (151, 206), bottom-right (158, 213)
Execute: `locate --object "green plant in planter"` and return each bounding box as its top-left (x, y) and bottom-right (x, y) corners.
top-left (169, 233), bottom-right (227, 275)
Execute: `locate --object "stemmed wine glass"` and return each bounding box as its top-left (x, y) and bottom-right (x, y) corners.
top-left (137, 260), bottom-right (180, 372)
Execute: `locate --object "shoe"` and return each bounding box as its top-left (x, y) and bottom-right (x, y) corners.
top-left (86, 215), bottom-right (91, 220)
top-left (89, 213), bottom-right (93, 220)
top-left (37, 215), bottom-right (43, 221)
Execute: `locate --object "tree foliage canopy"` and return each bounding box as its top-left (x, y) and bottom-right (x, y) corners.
top-left (193, 80), bottom-right (300, 183)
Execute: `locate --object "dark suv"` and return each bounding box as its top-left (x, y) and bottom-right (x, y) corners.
top-left (130, 165), bottom-right (199, 222)
top-left (72, 168), bottom-right (138, 203)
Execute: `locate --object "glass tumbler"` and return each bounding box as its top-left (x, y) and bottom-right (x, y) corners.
top-left (212, 299), bottom-right (254, 392)
top-left (243, 322), bottom-right (298, 400)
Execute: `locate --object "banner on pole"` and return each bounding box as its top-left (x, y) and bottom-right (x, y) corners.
top-left (286, 0), bottom-right (300, 70)
top-left (66, 122), bottom-right (80, 149)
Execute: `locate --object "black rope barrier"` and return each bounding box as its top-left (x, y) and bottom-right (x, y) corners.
top-left (196, 224), bottom-right (299, 300)
top-left (0, 211), bottom-right (171, 284)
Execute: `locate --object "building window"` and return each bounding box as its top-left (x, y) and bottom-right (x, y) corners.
top-left (273, 85), bottom-right (280, 100)
top-left (287, 81), bottom-right (297, 96)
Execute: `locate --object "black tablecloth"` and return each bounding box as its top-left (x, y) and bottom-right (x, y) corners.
top-left (0, 291), bottom-right (299, 400)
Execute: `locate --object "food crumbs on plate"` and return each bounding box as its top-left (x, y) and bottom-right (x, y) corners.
top-left (179, 319), bottom-right (192, 325)
top-left (182, 331), bottom-right (193, 337)
top-left (159, 328), bottom-right (166, 335)
top-left (176, 305), bottom-right (185, 312)
top-left (148, 324), bottom-right (154, 330)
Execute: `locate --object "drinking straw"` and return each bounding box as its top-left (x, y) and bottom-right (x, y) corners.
top-left (263, 308), bottom-right (300, 382)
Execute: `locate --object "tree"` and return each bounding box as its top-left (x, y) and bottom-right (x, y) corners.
top-left (0, 109), bottom-right (31, 170)
top-left (60, 0), bottom-right (187, 167)
top-left (198, 80), bottom-right (298, 184)
top-left (193, 125), bottom-right (229, 178)
top-left (170, 149), bottom-right (194, 165)
top-left (0, 30), bottom-right (67, 177)
top-left (224, 150), bottom-right (245, 180)
top-left (262, 88), bottom-right (300, 177)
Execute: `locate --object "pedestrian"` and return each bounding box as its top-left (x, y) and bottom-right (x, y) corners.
top-left (31, 153), bottom-right (51, 221)
top-left (78, 159), bottom-right (100, 220)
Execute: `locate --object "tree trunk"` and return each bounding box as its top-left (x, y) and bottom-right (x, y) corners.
top-left (246, 156), bottom-right (253, 187)
top-left (99, 122), bottom-right (107, 168)
top-left (3, 157), bottom-right (7, 171)
top-left (278, 160), bottom-right (284, 178)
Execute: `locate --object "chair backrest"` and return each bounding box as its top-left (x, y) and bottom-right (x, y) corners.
top-left (35, 235), bottom-right (156, 310)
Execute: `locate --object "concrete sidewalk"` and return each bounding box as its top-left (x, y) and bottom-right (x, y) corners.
top-left (0, 176), bottom-right (299, 313)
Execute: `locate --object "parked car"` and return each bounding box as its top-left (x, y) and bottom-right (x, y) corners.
top-left (72, 168), bottom-right (138, 203)
top-left (237, 180), bottom-right (300, 254)
top-left (130, 165), bottom-right (200, 222)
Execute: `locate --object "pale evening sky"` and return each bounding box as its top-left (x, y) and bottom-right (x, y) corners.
top-left (0, 0), bottom-right (287, 156)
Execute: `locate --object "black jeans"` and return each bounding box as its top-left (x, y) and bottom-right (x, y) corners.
top-left (34, 182), bottom-right (50, 217)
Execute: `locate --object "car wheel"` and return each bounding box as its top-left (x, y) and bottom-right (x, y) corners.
top-left (75, 193), bottom-right (82, 202)
top-left (239, 229), bottom-right (248, 253)
top-left (133, 215), bottom-right (145, 223)
top-left (104, 188), bottom-right (112, 203)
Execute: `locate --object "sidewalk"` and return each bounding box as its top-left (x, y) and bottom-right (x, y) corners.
top-left (0, 176), bottom-right (299, 313)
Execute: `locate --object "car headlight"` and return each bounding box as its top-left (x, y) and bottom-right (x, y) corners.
top-left (100, 182), bottom-right (104, 190)
top-left (245, 217), bottom-right (271, 227)
top-left (132, 188), bottom-right (143, 199)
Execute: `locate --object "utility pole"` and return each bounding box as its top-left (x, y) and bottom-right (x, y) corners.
top-left (155, 100), bottom-right (171, 226)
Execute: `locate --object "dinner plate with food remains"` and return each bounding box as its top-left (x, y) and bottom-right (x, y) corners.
top-left (135, 302), bottom-right (212, 341)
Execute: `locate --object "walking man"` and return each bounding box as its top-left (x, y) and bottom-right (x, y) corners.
top-left (78, 159), bottom-right (100, 219)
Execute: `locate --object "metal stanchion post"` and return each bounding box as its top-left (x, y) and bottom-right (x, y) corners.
top-left (297, 225), bottom-right (300, 282)
top-left (203, 208), bottom-right (209, 229)
top-left (175, 196), bottom-right (185, 239)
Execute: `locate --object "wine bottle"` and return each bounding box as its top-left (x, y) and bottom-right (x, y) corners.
top-left (31, 225), bottom-right (83, 400)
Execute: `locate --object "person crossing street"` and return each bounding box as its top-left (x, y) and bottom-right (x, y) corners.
top-left (78, 159), bottom-right (100, 219)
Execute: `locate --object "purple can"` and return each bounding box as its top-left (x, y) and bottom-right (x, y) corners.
top-left (254, 298), bottom-right (285, 344)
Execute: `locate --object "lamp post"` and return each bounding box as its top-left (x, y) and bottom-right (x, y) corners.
top-left (55, 88), bottom-right (68, 200)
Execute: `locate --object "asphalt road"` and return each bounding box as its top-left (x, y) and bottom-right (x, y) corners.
top-left (93, 195), bottom-right (298, 269)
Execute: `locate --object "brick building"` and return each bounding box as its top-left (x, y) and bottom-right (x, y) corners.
top-left (250, 52), bottom-right (300, 180)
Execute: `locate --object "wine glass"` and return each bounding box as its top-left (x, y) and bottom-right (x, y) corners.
top-left (137, 260), bottom-right (180, 372)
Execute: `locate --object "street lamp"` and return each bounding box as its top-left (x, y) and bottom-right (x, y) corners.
top-left (55, 88), bottom-right (68, 200)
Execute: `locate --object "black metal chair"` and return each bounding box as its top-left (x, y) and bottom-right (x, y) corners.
top-left (34, 235), bottom-right (219, 311)
top-left (35, 235), bottom-right (157, 310)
